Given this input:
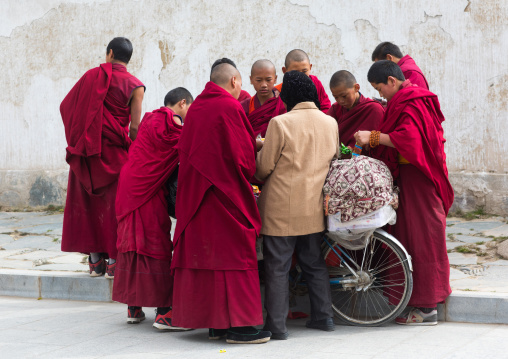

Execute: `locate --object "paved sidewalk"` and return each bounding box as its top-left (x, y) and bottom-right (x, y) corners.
top-left (1, 296), bottom-right (507, 359)
top-left (1, 211), bottom-right (508, 324)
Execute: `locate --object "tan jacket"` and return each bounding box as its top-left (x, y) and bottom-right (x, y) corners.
top-left (255, 102), bottom-right (340, 236)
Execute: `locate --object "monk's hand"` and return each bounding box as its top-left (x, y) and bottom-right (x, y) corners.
top-left (354, 131), bottom-right (371, 147)
top-left (256, 139), bottom-right (264, 152)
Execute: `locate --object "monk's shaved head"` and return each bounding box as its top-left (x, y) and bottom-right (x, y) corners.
top-left (251, 59), bottom-right (276, 75)
top-left (210, 63), bottom-right (241, 86)
top-left (284, 49), bottom-right (310, 68)
top-left (330, 70), bottom-right (357, 89)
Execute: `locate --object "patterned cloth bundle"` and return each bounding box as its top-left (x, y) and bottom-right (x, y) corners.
top-left (323, 155), bottom-right (397, 223)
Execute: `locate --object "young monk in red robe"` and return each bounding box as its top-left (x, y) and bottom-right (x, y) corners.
top-left (113, 87), bottom-right (193, 330)
top-left (354, 60), bottom-right (454, 325)
top-left (372, 42), bottom-right (429, 90)
top-left (240, 59), bottom-right (286, 137)
top-left (170, 63), bottom-right (271, 344)
top-left (60, 37), bottom-right (145, 278)
top-left (210, 57), bottom-right (251, 102)
top-left (274, 49), bottom-right (332, 113)
top-left (327, 70), bottom-right (384, 153)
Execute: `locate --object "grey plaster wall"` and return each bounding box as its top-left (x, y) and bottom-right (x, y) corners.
top-left (0, 0), bottom-right (507, 213)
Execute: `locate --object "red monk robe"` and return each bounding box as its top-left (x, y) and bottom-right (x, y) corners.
top-left (171, 82), bottom-right (263, 329)
top-left (240, 90), bottom-right (286, 137)
top-left (113, 107), bottom-right (181, 307)
top-left (398, 55), bottom-right (429, 90)
top-left (326, 93), bottom-right (384, 150)
top-left (238, 89), bottom-right (251, 102)
top-left (60, 63), bottom-right (144, 259)
top-left (275, 75), bottom-right (331, 113)
top-left (374, 80), bottom-right (453, 308)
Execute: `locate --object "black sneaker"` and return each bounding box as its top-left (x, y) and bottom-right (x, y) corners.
top-left (127, 306), bottom-right (146, 324)
top-left (88, 256), bottom-right (105, 277)
top-left (209, 328), bottom-right (228, 339)
top-left (226, 326), bottom-right (271, 344)
top-left (306, 318), bottom-right (335, 331)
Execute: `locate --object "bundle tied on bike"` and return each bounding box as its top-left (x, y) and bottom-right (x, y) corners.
top-left (323, 155), bottom-right (398, 250)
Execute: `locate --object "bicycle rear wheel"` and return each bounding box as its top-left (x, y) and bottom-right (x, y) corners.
top-left (323, 230), bottom-right (413, 326)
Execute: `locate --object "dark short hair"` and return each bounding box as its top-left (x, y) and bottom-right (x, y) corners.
top-left (329, 70), bottom-right (356, 89)
top-left (280, 71), bottom-right (320, 112)
top-left (164, 87), bottom-right (194, 107)
top-left (371, 42), bottom-right (404, 61)
top-left (106, 37), bottom-right (133, 64)
top-left (284, 49), bottom-right (310, 68)
top-left (211, 58), bottom-right (237, 74)
top-left (367, 60), bottom-right (405, 84)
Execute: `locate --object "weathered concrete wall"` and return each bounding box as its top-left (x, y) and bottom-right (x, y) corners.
top-left (0, 0), bottom-right (507, 213)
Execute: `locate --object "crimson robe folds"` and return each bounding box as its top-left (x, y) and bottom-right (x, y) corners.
top-left (112, 107), bottom-right (182, 307)
top-left (326, 94), bottom-right (384, 149)
top-left (374, 80), bottom-right (453, 307)
top-left (171, 82), bottom-right (263, 329)
top-left (398, 55), bottom-right (429, 90)
top-left (60, 63), bottom-right (144, 259)
top-left (241, 93), bottom-right (286, 137)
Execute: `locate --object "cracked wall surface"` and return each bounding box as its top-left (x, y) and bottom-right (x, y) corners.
top-left (0, 0), bottom-right (507, 213)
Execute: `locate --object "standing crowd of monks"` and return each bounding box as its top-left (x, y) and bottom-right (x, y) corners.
top-left (60, 37), bottom-right (453, 344)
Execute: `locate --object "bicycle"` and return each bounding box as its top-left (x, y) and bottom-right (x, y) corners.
top-left (289, 228), bottom-right (413, 327)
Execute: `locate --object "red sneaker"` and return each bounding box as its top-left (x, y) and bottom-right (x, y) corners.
top-left (88, 256), bottom-right (105, 277)
top-left (127, 306), bottom-right (145, 324)
top-left (153, 309), bottom-right (193, 331)
top-left (105, 261), bottom-right (116, 279)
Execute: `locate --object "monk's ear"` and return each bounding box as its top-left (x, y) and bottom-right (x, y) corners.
top-left (354, 83), bottom-right (360, 92)
top-left (386, 54), bottom-right (394, 62)
top-left (282, 66), bottom-right (287, 74)
top-left (179, 99), bottom-right (186, 108)
top-left (387, 76), bottom-right (397, 87)
top-left (274, 74), bottom-right (278, 83)
top-left (249, 75), bottom-right (253, 85)
top-left (309, 63), bottom-right (313, 72)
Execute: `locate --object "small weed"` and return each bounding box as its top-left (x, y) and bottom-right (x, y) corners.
top-left (492, 236), bottom-right (508, 242)
top-left (447, 233), bottom-right (455, 240)
top-left (477, 251), bottom-right (487, 257)
top-left (45, 205), bottom-right (64, 213)
top-left (451, 207), bottom-right (494, 221)
top-left (446, 224), bottom-right (455, 227)
top-left (456, 246), bottom-right (475, 254)
top-left (475, 241), bottom-right (485, 245)
top-left (52, 238), bottom-right (59, 242)
top-left (447, 249), bottom-right (452, 253)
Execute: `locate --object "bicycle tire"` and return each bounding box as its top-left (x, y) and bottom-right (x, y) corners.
top-left (323, 230), bottom-right (413, 326)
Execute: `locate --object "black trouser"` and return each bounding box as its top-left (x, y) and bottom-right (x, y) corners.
top-left (263, 233), bottom-right (333, 334)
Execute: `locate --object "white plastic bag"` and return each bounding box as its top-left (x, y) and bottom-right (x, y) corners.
top-left (327, 204), bottom-right (397, 233)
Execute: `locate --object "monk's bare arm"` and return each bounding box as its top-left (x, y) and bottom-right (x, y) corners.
top-left (255, 120), bottom-right (284, 181)
top-left (129, 87), bottom-right (145, 141)
top-left (354, 131), bottom-right (395, 149)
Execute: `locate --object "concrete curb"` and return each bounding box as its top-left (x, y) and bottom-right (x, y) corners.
top-left (1, 270), bottom-right (507, 325)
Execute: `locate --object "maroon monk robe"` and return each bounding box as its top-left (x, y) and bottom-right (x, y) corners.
top-left (275, 74), bottom-right (331, 114)
top-left (326, 93), bottom-right (384, 149)
top-left (310, 75), bottom-right (332, 113)
top-left (374, 80), bottom-right (453, 307)
top-left (398, 55), bottom-right (429, 90)
top-left (240, 92), bottom-right (287, 137)
top-left (171, 82), bottom-right (263, 329)
top-left (60, 63), bottom-right (144, 259)
top-left (113, 107), bottom-right (181, 307)
top-left (238, 89), bottom-right (251, 102)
